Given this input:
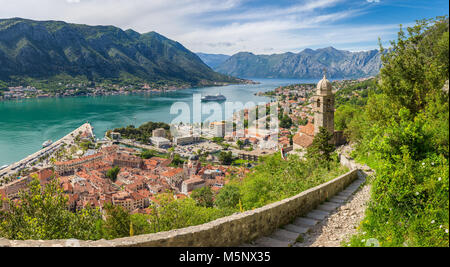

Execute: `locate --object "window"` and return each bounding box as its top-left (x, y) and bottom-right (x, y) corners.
top-left (317, 99), bottom-right (320, 107)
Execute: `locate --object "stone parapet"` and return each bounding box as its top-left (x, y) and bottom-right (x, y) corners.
top-left (0, 169), bottom-right (359, 247)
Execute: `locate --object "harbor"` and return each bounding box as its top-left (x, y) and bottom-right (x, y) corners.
top-left (0, 78), bottom-right (306, 166)
top-left (0, 123), bottom-right (94, 180)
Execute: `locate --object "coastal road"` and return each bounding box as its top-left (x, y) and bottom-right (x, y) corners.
top-left (0, 123), bottom-right (94, 180)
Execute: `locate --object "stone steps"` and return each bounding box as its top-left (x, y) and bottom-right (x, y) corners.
top-left (317, 202), bottom-right (341, 212)
top-left (283, 224), bottom-right (309, 234)
top-left (306, 209), bottom-right (330, 221)
top-left (328, 196), bottom-right (347, 204)
top-left (294, 217), bottom-right (319, 227)
top-left (247, 176), bottom-right (366, 247)
top-left (253, 237), bottom-right (291, 247)
top-left (270, 229), bottom-right (300, 243)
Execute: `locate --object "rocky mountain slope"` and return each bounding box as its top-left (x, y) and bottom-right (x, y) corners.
top-left (0, 18), bottom-right (239, 86)
top-left (213, 47), bottom-right (382, 79)
top-left (196, 53), bottom-right (230, 69)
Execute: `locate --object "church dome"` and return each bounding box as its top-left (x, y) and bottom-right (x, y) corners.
top-left (317, 74), bottom-right (332, 94)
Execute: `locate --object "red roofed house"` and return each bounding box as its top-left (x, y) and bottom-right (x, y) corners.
top-left (293, 121), bottom-right (315, 149)
top-left (160, 168), bottom-right (185, 190)
top-left (181, 175), bottom-right (206, 194)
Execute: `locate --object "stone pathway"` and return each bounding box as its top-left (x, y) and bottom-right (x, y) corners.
top-left (240, 170), bottom-right (372, 247)
top-left (295, 181), bottom-right (371, 247)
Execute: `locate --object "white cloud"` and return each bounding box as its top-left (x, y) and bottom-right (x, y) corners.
top-left (0, 0), bottom-right (403, 54)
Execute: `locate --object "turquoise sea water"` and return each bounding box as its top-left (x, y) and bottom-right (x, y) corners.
top-left (0, 78), bottom-right (318, 165)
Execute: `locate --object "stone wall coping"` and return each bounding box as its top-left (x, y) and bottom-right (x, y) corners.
top-left (0, 169), bottom-right (359, 247)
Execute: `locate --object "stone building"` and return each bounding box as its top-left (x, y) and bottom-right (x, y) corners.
top-left (293, 73), bottom-right (346, 149)
top-left (54, 153), bottom-right (104, 175)
top-left (181, 176), bottom-right (206, 194)
top-left (313, 73), bottom-right (335, 136)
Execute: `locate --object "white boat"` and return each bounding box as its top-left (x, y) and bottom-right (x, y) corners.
top-left (0, 165), bottom-right (8, 170)
top-left (42, 140), bottom-right (53, 148)
top-left (201, 94), bottom-right (227, 102)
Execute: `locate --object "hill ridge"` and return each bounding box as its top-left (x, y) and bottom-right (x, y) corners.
top-left (0, 17), bottom-right (239, 86)
top-left (204, 46), bottom-right (382, 79)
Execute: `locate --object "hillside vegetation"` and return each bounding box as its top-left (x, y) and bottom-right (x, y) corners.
top-left (0, 18), bottom-right (240, 89)
top-left (335, 16), bottom-right (449, 247)
top-left (0, 152), bottom-right (347, 240)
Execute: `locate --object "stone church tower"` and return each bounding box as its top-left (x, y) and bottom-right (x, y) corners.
top-left (313, 72), bottom-right (335, 137)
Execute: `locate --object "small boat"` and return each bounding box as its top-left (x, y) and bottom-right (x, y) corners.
top-left (0, 164), bottom-right (8, 170)
top-left (201, 94), bottom-right (226, 102)
top-left (42, 140), bottom-right (53, 148)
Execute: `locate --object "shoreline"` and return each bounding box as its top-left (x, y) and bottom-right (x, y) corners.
top-left (0, 79), bottom-right (259, 103)
top-left (0, 123), bottom-right (94, 180)
top-left (0, 78), bottom-right (278, 167)
top-left (1, 76), bottom-right (374, 103)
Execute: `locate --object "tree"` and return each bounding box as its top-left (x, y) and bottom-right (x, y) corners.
top-left (102, 204), bottom-right (131, 239)
top-left (212, 137), bottom-right (224, 143)
top-left (140, 149), bottom-right (156, 159)
top-left (218, 151), bottom-right (233, 165)
top-left (106, 166), bottom-right (121, 182)
top-left (279, 115), bottom-right (293, 129)
top-left (306, 127), bottom-right (335, 162)
top-left (147, 193), bottom-right (232, 234)
top-left (129, 214), bottom-right (152, 236)
top-left (0, 176), bottom-right (103, 240)
top-left (378, 16), bottom-right (449, 115)
top-left (170, 154), bottom-right (184, 167)
top-left (215, 185), bottom-right (241, 209)
top-left (344, 17), bottom-right (449, 247)
top-left (334, 104), bottom-right (360, 131)
top-left (191, 186), bottom-right (214, 208)
top-left (236, 139), bottom-right (244, 149)
top-left (80, 140), bottom-right (93, 151)
top-left (221, 143), bottom-right (230, 150)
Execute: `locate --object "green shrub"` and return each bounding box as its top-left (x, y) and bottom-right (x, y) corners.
top-left (343, 17), bottom-right (449, 247)
top-left (0, 177), bottom-right (103, 240)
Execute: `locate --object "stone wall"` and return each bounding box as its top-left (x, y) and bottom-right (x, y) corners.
top-left (0, 169), bottom-right (359, 247)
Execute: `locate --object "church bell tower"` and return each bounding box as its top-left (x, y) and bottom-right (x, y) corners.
top-left (313, 70), bottom-right (335, 137)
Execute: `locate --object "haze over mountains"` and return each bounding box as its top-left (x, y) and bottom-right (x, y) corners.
top-left (196, 53), bottom-right (231, 69)
top-left (197, 47), bottom-right (382, 79)
top-left (0, 18), bottom-right (240, 86)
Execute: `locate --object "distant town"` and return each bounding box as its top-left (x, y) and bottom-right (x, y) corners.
top-left (0, 83), bottom-right (194, 101)
top-left (0, 77), bottom-right (372, 214)
top-left (0, 78), bottom-right (258, 101)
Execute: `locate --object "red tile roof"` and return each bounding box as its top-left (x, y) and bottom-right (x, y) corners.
top-left (299, 122), bottom-right (315, 136)
top-left (161, 168), bottom-right (184, 177)
top-left (293, 133), bottom-right (314, 148)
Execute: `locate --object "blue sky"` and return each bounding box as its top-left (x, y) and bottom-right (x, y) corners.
top-left (0, 0), bottom-right (448, 54)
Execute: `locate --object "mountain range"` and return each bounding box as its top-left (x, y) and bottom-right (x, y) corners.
top-left (197, 47), bottom-right (382, 79)
top-left (196, 53), bottom-right (231, 69)
top-left (0, 18), bottom-right (240, 86)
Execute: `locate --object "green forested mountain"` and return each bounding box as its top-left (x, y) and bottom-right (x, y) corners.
top-left (0, 18), bottom-right (240, 86)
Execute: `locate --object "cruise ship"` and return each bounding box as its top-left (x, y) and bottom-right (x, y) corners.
top-left (42, 140), bottom-right (53, 148)
top-left (201, 94), bottom-right (227, 102)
